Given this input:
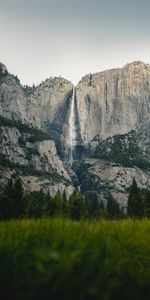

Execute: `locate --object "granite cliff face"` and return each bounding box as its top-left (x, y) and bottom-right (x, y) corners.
top-left (0, 61), bottom-right (150, 205)
top-left (76, 61), bottom-right (150, 143)
top-left (0, 65), bottom-right (73, 156)
top-left (0, 63), bottom-right (74, 196)
top-left (75, 62), bottom-right (150, 203)
top-left (74, 159), bottom-right (150, 209)
top-left (0, 119), bottom-right (73, 197)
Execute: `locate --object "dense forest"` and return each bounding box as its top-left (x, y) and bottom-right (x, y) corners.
top-left (0, 177), bottom-right (150, 220)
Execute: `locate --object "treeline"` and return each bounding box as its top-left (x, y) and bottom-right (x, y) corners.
top-left (0, 177), bottom-right (150, 221)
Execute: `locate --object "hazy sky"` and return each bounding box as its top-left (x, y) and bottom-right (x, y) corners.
top-left (0, 0), bottom-right (150, 85)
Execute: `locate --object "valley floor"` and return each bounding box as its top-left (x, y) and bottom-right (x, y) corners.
top-left (0, 218), bottom-right (150, 300)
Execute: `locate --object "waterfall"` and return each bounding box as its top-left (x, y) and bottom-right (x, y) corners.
top-left (68, 86), bottom-right (76, 163)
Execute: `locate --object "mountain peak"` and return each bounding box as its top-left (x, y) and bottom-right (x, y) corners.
top-left (0, 63), bottom-right (8, 75)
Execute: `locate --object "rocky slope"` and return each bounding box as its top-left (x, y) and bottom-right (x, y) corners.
top-left (0, 116), bottom-right (73, 197)
top-left (74, 159), bottom-right (150, 209)
top-left (0, 63), bottom-right (73, 157)
top-left (0, 61), bottom-right (150, 205)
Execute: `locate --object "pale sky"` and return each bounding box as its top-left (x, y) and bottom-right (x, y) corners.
top-left (0, 0), bottom-right (150, 86)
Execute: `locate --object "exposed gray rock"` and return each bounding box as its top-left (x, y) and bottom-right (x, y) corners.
top-left (0, 61), bottom-right (150, 205)
top-left (0, 63), bottom-right (8, 75)
top-left (0, 124), bottom-right (73, 197)
top-left (76, 159), bottom-right (150, 207)
top-left (76, 61), bottom-right (150, 143)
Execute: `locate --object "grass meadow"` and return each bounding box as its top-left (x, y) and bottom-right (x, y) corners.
top-left (0, 218), bottom-right (150, 300)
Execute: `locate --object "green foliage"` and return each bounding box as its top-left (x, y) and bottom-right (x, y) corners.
top-left (0, 115), bottom-right (50, 142)
top-left (144, 190), bottom-right (150, 217)
top-left (106, 194), bottom-right (122, 219)
top-left (0, 218), bottom-right (150, 299)
top-left (85, 193), bottom-right (106, 219)
top-left (0, 153), bottom-right (69, 185)
top-left (0, 177), bottom-right (24, 219)
top-left (25, 147), bottom-right (40, 160)
top-left (0, 153), bottom-right (15, 168)
top-left (0, 178), bottom-right (150, 222)
top-left (127, 179), bottom-right (144, 218)
top-left (53, 190), bottom-right (63, 216)
top-left (24, 189), bottom-right (45, 218)
top-left (94, 131), bottom-right (150, 170)
top-left (42, 191), bottom-right (55, 217)
top-left (68, 191), bottom-right (87, 220)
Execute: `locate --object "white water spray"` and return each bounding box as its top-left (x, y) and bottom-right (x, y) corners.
top-left (68, 86), bottom-right (76, 163)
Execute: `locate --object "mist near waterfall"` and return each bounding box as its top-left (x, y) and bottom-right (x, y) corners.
top-left (68, 87), bottom-right (76, 163)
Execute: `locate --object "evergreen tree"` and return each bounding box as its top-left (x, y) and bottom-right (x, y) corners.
top-left (99, 200), bottom-right (105, 210)
top-left (99, 200), bottom-right (106, 218)
top-left (13, 177), bottom-right (24, 218)
top-left (0, 178), bottom-right (24, 219)
top-left (127, 178), bottom-right (144, 218)
top-left (62, 190), bottom-right (68, 216)
top-left (144, 189), bottom-right (150, 217)
top-left (85, 193), bottom-right (99, 218)
top-left (90, 193), bottom-right (99, 214)
top-left (1, 179), bottom-right (15, 219)
top-left (26, 189), bottom-right (45, 218)
top-left (106, 194), bottom-right (121, 219)
top-left (68, 191), bottom-right (87, 220)
top-left (4, 179), bottom-right (13, 199)
top-left (54, 190), bottom-right (62, 216)
top-left (42, 191), bottom-right (54, 217)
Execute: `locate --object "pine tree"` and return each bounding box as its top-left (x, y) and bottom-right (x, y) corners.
top-left (4, 179), bottom-right (13, 199)
top-left (68, 191), bottom-right (87, 220)
top-left (144, 189), bottom-right (150, 217)
top-left (42, 191), bottom-right (53, 217)
top-left (0, 181), bottom-right (13, 220)
top-left (54, 190), bottom-right (62, 216)
top-left (127, 178), bottom-right (144, 218)
top-left (2, 179), bottom-right (15, 219)
top-left (26, 189), bottom-right (45, 218)
top-left (62, 190), bottom-right (68, 216)
top-left (106, 194), bottom-right (121, 219)
top-left (85, 193), bottom-right (99, 218)
top-left (13, 177), bottom-right (24, 218)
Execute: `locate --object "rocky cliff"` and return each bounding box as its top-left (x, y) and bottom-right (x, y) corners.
top-left (0, 116), bottom-right (74, 197)
top-left (0, 63), bottom-right (73, 157)
top-left (76, 61), bottom-right (150, 143)
top-left (0, 61), bottom-right (150, 205)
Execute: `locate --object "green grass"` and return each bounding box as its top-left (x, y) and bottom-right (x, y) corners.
top-left (0, 218), bottom-right (150, 300)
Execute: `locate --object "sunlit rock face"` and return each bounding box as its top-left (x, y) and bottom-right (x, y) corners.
top-left (0, 67), bottom-right (74, 196)
top-left (0, 61), bottom-right (150, 204)
top-left (1, 61), bottom-right (149, 156)
top-left (76, 61), bottom-right (150, 143)
top-left (74, 159), bottom-right (150, 207)
top-left (0, 125), bottom-right (74, 197)
top-left (0, 67), bottom-right (73, 156)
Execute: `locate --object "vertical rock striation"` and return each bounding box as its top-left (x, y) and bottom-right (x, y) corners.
top-left (0, 61), bottom-right (150, 204)
top-left (76, 61), bottom-right (150, 143)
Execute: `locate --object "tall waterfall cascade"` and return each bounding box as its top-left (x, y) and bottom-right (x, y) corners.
top-left (68, 86), bottom-right (76, 163)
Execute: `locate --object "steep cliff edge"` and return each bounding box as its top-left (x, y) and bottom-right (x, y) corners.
top-left (76, 61), bottom-right (150, 143)
top-left (0, 64), bottom-right (73, 157)
top-left (0, 61), bottom-right (150, 205)
top-left (75, 62), bottom-right (150, 203)
top-left (0, 116), bottom-right (74, 197)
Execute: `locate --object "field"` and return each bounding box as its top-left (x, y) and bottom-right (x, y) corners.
top-left (0, 218), bottom-right (150, 300)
